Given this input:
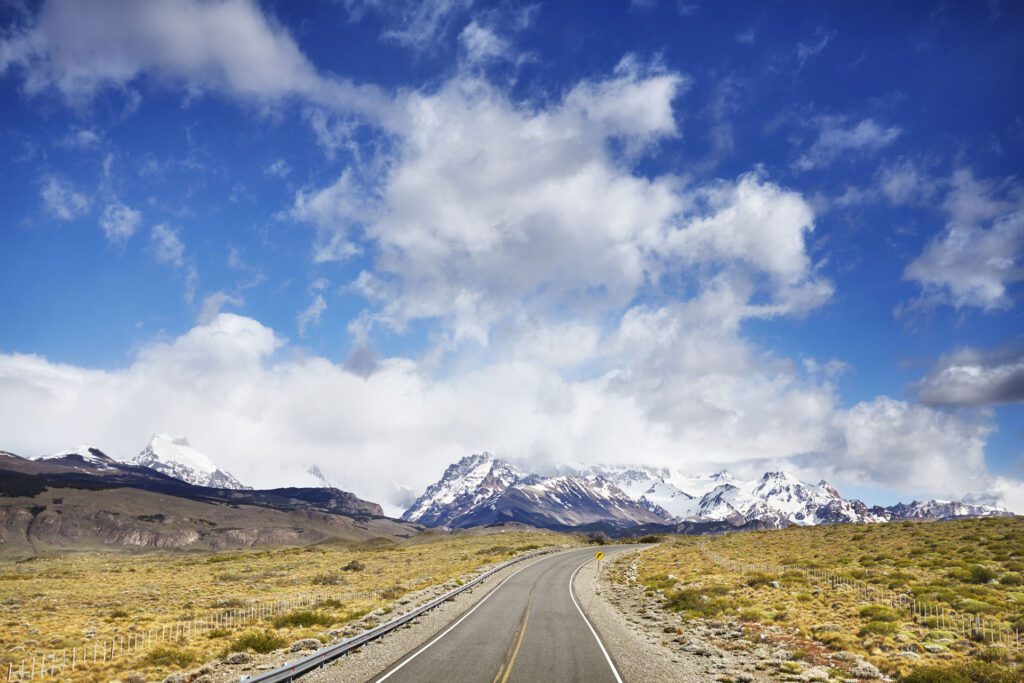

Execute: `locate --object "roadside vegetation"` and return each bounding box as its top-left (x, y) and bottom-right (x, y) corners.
top-left (0, 529), bottom-right (570, 682)
top-left (629, 517), bottom-right (1024, 681)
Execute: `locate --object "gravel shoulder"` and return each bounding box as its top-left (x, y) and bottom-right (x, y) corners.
top-left (574, 546), bottom-right (708, 682)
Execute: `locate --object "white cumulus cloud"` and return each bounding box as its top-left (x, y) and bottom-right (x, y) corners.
top-left (905, 169), bottom-right (1024, 311)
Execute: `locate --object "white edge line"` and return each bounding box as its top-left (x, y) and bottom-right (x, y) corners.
top-left (374, 553), bottom-right (555, 682)
top-left (569, 557), bottom-right (625, 683)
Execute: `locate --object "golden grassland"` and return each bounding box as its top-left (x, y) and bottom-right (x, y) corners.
top-left (0, 529), bottom-right (574, 682)
top-left (630, 517), bottom-right (1024, 682)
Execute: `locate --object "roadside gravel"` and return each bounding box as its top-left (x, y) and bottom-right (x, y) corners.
top-left (584, 547), bottom-right (891, 683)
top-left (574, 546), bottom-right (709, 682)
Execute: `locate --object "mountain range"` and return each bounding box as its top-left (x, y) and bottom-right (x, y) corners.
top-left (0, 442), bottom-right (417, 557)
top-left (0, 438), bottom-right (1013, 556)
top-left (402, 453), bottom-right (1011, 533)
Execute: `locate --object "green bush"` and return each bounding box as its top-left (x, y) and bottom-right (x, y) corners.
top-left (663, 586), bottom-right (734, 618)
top-left (229, 630), bottom-right (286, 654)
top-left (272, 610), bottom-right (337, 628)
top-left (641, 574), bottom-right (678, 591)
top-left (858, 620), bottom-right (898, 636)
top-left (977, 647), bottom-right (1013, 664)
top-left (858, 604), bottom-right (900, 622)
top-left (968, 565), bottom-right (998, 584)
top-left (142, 645), bottom-right (197, 667)
top-left (998, 572), bottom-right (1023, 586)
top-left (956, 598), bottom-right (998, 614)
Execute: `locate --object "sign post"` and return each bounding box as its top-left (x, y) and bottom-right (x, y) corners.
top-left (595, 550), bottom-right (604, 574)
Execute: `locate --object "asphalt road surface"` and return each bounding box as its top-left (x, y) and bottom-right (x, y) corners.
top-left (370, 546), bottom-right (626, 683)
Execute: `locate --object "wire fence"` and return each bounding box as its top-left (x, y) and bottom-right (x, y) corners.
top-left (5, 585), bottom-right (386, 681)
top-left (696, 539), bottom-right (1022, 653)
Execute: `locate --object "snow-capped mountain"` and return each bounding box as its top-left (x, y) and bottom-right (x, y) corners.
top-left (405, 455), bottom-right (1012, 533)
top-left (43, 445), bottom-right (119, 471)
top-left (874, 499), bottom-right (1012, 521)
top-left (402, 453), bottom-right (525, 526)
top-left (583, 465), bottom-right (697, 518)
top-left (132, 434), bottom-right (249, 490)
top-left (402, 454), bottom-right (669, 529)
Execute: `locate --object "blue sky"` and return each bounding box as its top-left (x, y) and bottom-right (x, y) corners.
top-left (0, 0), bottom-right (1021, 512)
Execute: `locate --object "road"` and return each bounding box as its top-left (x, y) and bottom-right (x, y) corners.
top-left (370, 546), bottom-right (626, 683)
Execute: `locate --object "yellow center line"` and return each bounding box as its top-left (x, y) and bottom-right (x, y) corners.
top-left (493, 593), bottom-right (532, 683)
top-left (500, 606), bottom-right (529, 683)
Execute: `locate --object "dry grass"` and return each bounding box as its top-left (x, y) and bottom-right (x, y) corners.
top-left (629, 517), bottom-right (1024, 681)
top-left (0, 529), bottom-right (571, 681)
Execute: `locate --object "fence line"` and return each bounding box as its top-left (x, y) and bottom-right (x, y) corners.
top-left (5, 584), bottom-right (397, 682)
top-left (695, 540), bottom-right (1021, 653)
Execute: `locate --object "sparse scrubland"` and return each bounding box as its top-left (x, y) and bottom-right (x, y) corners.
top-left (0, 529), bottom-right (569, 682)
top-left (630, 517), bottom-right (1024, 681)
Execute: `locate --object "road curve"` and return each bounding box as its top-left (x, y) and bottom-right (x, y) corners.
top-left (370, 546), bottom-right (626, 683)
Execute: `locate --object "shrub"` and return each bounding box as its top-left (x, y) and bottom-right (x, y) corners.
top-left (859, 604), bottom-right (900, 622)
top-left (968, 565), bottom-right (998, 584)
top-left (142, 645), bottom-right (197, 668)
top-left (858, 620), bottom-right (898, 636)
top-left (476, 545), bottom-right (513, 556)
top-left (342, 560), bottom-right (366, 572)
top-left (977, 647), bottom-right (1013, 664)
top-left (109, 609), bottom-right (129, 619)
top-left (738, 608), bottom-right (769, 622)
top-left (663, 586), bottom-right (734, 617)
top-left (998, 573), bottom-right (1023, 586)
top-left (956, 598), bottom-right (998, 614)
top-left (641, 574), bottom-right (678, 591)
top-left (229, 630), bottom-right (286, 654)
top-left (312, 572), bottom-right (346, 585)
top-left (272, 610), bottom-right (336, 628)
top-left (380, 585), bottom-right (405, 600)
top-left (744, 573), bottom-right (774, 588)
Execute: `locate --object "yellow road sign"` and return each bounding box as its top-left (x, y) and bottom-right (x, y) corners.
top-left (595, 551), bottom-right (604, 560)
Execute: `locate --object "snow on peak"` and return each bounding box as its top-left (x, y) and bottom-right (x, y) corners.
top-left (44, 445), bottom-right (117, 469)
top-left (133, 433), bottom-right (248, 490)
top-left (401, 453), bottom-right (523, 524)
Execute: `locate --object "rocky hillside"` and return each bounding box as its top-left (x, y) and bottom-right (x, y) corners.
top-left (0, 449), bottom-right (416, 557)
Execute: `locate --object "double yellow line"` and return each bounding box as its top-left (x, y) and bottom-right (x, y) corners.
top-left (492, 594), bottom-right (532, 683)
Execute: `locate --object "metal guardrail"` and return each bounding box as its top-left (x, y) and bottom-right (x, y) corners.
top-left (245, 547), bottom-right (560, 682)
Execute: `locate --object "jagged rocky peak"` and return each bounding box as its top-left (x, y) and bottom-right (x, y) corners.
top-left (133, 433), bottom-right (249, 490)
top-left (401, 453), bottom-right (523, 525)
top-left (403, 454), bottom-right (670, 529)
